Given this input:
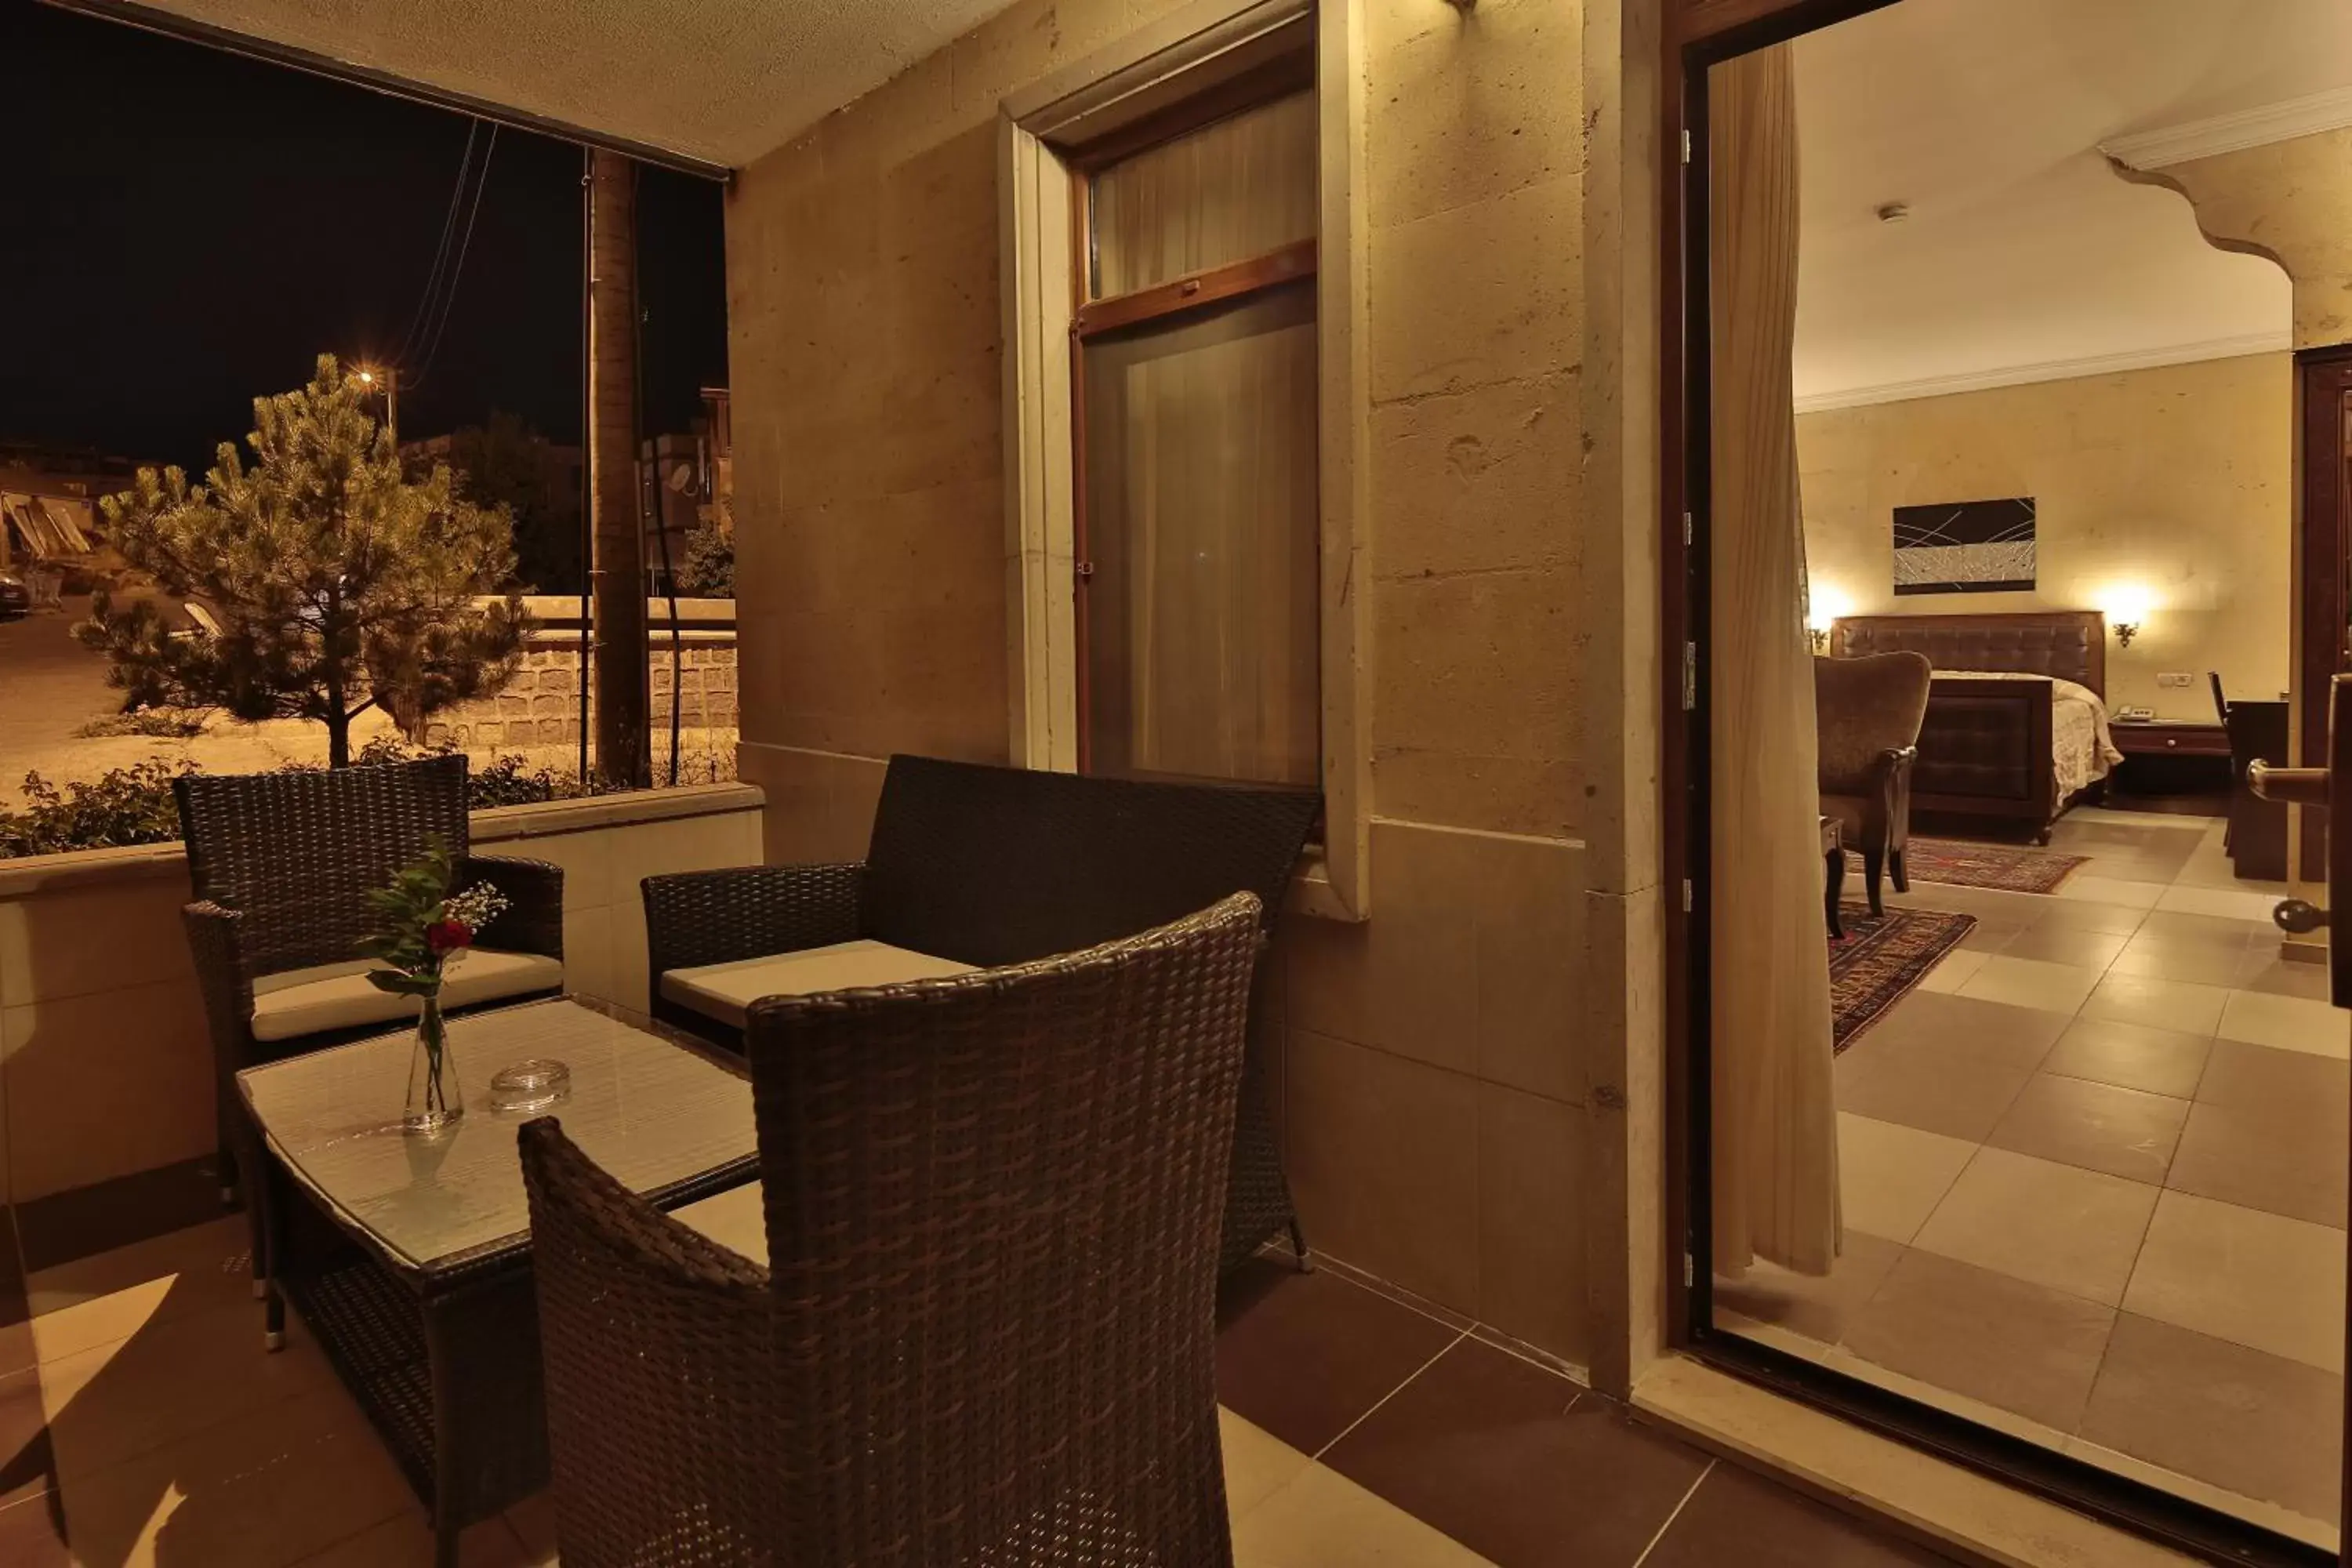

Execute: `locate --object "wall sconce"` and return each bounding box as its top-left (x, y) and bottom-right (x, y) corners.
top-left (1806, 583), bottom-right (1852, 655)
top-left (2103, 585), bottom-right (2151, 648)
top-left (1443, 0), bottom-right (1475, 9)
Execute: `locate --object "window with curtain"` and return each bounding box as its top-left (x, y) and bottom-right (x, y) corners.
top-left (1074, 86), bottom-right (1320, 786)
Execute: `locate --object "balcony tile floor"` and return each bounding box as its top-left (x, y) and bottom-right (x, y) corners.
top-left (0, 1207), bottom-right (1954, 1565)
top-left (1722, 808), bottom-right (2343, 1548)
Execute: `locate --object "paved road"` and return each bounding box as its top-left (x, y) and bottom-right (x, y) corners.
top-left (0, 594), bottom-right (353, 803)
top-left (0, 597), bottom-right (117, 760)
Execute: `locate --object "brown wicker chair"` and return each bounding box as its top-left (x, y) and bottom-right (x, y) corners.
top-left (519, 893), bottom-right (1261, 1568)
top-left (642, 753), bottom-right (1321, 1273)
top-left (176, 755), bottom-right (564, 1218)
top-left (1815, 652), bottom-right (1933, 916)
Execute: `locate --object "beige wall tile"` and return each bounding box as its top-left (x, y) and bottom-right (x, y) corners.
top-left (561, 903), bottom-right (620, 1012)
top-left (742, 743), bottom-right (887, 867)
top-left (1368, 175), bottom-right (1583, 403)
top-left (2, 978), bottom-right (215, 1202)
top-left (1366, 0), bottom-right (1584, 231)
top-left (1287, 1027), bottom-right (1479, 1312)
top-left (1370, 372), bottom-right (1582, 582)
top-left (1373, 565), bottom-right (1583, 840)
top-left (1283, 821), bottom-right (1581, 1098)
top-left (1465, 831), bottom-right (1581, 1103)
top-left (486, 829), bottom-right (610, 913)
top-left (0, 877), bottom-right (194, 1006)
top-left (1476, 1081), bottom-right (1585, 1361)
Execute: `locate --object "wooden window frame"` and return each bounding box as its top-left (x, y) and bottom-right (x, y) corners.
top-left (1071, 184), bottom-right (1319, 775)
top-left (998, 0), bottom-right (1369, 920)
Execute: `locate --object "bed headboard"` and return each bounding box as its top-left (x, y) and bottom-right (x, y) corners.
top-left (1829, 611), bottom-right (2107, 697)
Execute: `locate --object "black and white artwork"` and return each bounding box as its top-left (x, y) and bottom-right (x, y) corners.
top-left (1891, 497), bottom-right (2036, 595)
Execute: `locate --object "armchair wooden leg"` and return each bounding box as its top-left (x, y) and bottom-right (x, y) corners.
top-left (1889, 847), bottom-right (1909, 894)
top-left (1863, 846), bottom-right (1886, 917)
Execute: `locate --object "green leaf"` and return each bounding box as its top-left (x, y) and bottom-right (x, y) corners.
top-left (366, 970), bottom-right (441, 996)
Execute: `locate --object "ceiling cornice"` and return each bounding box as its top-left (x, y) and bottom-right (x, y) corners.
top-left (1793, 330), bottom-right (2291, 416)
top-left (2102, 85), bottom-right (2352, 170)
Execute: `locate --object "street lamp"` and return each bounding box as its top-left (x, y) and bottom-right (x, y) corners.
top-left (354, 364), bottom-right (398, 446)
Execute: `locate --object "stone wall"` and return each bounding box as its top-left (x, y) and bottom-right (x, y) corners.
top-left (426, 639), bottom-right (740, 751)
top-left (726, 0), bottom-right (1605, 1368)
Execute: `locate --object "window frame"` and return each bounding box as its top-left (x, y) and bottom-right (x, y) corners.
top-left (1069, 91), bottom-right (1321, 782)
top-left (997, 0), bottom-right (1370, 920)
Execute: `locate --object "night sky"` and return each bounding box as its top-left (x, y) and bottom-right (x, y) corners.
top-left (1, 1), bottom-right (728, 474)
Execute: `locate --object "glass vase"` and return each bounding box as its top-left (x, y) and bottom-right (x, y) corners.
top-left (402, 993), bottom-right (464, 1135)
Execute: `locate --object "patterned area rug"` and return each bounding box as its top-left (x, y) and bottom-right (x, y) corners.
top-left (1831, 904), bottom-right (1977, 1052)
top-left (1904, 837), bottom-right (2089, 895)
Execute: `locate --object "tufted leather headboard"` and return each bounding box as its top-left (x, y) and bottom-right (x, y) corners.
top-left (1829, 611), bottom-right (2106, 698)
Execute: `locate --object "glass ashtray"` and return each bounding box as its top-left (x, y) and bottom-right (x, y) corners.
top-left (488, 1058), bottom-right (572, 1113)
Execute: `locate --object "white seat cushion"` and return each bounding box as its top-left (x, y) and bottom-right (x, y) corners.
top-left (250, 949), bottom-right (567, 1043)
top-left (659, 939), bottom-right (977, 1029)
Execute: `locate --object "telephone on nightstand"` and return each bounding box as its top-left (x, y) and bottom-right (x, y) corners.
top-left (2114, 705), bottom-right (2155, 721)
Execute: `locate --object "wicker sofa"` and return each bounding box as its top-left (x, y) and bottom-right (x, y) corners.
top-left (521, 895), bottom-right (1261, 1566)
top-left (176, 755), bottom-right (565, 1210)
top-left (641, 753), bottom-right (1322, 1271)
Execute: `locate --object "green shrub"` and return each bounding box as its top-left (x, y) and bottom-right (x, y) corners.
top-left (1, 735), bottom-right (739, 860)
top-left (0, 760), bottom-right (198, 858)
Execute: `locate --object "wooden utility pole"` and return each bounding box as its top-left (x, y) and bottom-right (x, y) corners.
top-left (586, 149), bottom-right (650, 786)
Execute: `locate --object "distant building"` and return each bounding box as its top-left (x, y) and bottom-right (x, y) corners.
top-left (401, 425), bottom-right (586, 594)
top-left (641, 387), bottom-right (731, 594)
top-left (0, 441), bottom-right (141, 580)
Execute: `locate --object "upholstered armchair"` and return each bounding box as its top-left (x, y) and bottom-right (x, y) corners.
top-left (1814, 651), bottom-right (1933, 916)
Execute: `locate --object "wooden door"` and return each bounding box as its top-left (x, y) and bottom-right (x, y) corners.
top-left (2295, 350), bottom-right (2352, 880)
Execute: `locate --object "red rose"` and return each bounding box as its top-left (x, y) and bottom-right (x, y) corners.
top-left (426, 920), bottom-right (475, 955)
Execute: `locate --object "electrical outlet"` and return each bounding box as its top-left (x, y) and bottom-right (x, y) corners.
top-left (2155, 672), bottom-right (2194, 689)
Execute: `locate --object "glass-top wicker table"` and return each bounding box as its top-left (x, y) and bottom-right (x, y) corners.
top-left (238, 996), bottom-right (757, 1568)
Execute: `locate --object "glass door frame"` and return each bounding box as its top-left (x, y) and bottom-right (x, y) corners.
top-left (1659, 3), bottom-right (2335, 1563)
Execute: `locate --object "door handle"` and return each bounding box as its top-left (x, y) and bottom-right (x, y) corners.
top-left (2275, 898), bottom-right (2332, 935)
top-left (2250, 762), bottom-right (2330, 807)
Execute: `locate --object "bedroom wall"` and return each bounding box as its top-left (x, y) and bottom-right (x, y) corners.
top-left (1798, 351), bottom-right (2292, 720)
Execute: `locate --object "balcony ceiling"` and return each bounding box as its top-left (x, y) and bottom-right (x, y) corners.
top-left (107, 0), bottom-right (1013, 169)
top-left (1793, 0), bottom-right (2352, 408)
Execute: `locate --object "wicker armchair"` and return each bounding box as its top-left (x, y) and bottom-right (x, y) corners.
top-left (177, 755), bottom-right (564, 1211)
top-left (643, 753), bottom-right (1321, 1272)
top-left (1815, 652), bottom-right (1933, 916)
top-left (520, 894), bottom-right (1262, 1567)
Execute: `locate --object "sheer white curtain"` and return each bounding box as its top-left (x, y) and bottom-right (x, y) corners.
top-left (1708, 42), bottom-right (1841, 1279)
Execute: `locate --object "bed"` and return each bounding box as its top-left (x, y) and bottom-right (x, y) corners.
top-left (1828, 610), bottom-right (2123, 843)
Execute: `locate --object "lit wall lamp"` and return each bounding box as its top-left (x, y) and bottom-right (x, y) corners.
top-left (2103, 585), bottom-right (2151, 648)
top-left (1806, 583), bottom-right (1853, 654)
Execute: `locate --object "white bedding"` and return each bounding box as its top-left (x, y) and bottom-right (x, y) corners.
top-left (1936, 671), bottom-right (2125, 801)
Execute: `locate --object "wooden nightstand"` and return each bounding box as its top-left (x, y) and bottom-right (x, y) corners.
top-left (2109, 720), bottom-right (2230, 758)
top-left (2108, 719), bottom-right (2232, 804)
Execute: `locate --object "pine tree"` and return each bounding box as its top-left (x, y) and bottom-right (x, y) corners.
top-left (79, 354), bottom-right (529, 768)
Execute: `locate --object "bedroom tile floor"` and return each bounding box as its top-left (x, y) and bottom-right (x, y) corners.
top-left (1719, 809), bottom-right (2345, 1552)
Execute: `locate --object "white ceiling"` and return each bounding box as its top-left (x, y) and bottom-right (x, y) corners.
top-left (1788, 0), bottom-right (2352, 409)
top-left (107, 0), bottom-right (1013, 169)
